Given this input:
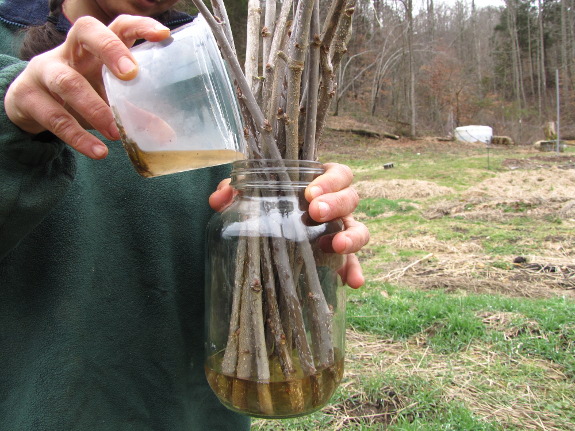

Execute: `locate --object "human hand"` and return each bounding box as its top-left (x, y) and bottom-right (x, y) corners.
top-left (209, 163), bottom-right (370, 289)
top-left (304, 163), bottom-right (369, 289)
top-left (4, 15), bottom-right (172, 159)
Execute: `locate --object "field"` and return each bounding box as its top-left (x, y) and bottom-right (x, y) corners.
top-left (251, 118), bottom-right (575, 430)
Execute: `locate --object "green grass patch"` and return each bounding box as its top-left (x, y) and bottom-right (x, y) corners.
top-left (347, 287), bottom-right (575, 372)
top-left (357, 198), bottom-right (417, 216)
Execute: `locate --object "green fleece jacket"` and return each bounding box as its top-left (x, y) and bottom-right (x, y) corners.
top-left (0, 5), bottom-right (249, 431)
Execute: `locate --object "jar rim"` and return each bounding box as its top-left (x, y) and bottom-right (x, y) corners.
top-left (231, 159), bottom-right (324, 190)
top-left (231, 159), bottom-right (323, 168)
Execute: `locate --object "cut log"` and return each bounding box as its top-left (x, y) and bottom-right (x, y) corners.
top-left (326, 126), bottom-right (399, 140)
top-left (491, 136), bottom-right (515, 146)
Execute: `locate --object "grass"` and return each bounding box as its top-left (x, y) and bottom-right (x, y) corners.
top-left (357, 198), bottom-right (418, 217)
top-left (251, 136), bottom-right (575, 430)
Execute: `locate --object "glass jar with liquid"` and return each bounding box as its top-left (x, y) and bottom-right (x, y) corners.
top-left (204, 159), bottom-right (346, 418)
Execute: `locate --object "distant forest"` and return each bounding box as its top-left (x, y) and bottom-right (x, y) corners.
top-left (180, 0), bottom-right (575, 142)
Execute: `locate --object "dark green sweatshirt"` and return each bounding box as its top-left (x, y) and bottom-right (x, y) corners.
top-left (0, 2), bottom-right (250, 430)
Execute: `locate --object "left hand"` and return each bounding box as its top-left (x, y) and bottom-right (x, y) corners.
top-left (4, 15), bottom-right (172, 159)
top-left (209, 163), bottom-right (370, 289)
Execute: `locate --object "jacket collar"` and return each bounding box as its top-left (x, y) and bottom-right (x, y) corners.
top-left (0, 0), bottom-right (52, 28)
top-left (0, 0), bottom-right (194, 33)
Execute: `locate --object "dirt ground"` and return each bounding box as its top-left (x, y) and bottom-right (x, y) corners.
top-left (323, 120), bottom-right (575, 300)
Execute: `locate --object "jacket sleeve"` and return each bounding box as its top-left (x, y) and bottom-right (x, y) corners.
top-left (0, 54), bottom-right (76, 260)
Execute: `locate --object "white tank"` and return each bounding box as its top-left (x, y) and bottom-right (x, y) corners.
top-left (454, 126), bottom-right (493, 144)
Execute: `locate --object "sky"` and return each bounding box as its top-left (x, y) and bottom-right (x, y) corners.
top-left (438, 0), bottom-right (505, 8)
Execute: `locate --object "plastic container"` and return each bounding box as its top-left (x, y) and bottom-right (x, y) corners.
top-left (103, 15), bottom-right (245, 177)
top-left (454, 125), bottom-right (493, 144)
top-left (204, 159), bottom-right (346, 418)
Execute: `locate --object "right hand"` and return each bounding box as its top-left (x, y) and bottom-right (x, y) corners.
top-left (4, 15), bottom-right (172, 159)
top-left (209, 163), bottom-right (370, 289)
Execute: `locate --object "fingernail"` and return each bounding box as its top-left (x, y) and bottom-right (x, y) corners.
top-left (92, 144), bottom-right (108, 159)
top-left (318, 201), bottom-right (330, 219)
top-left (109, 122), bottom-right (120, 140)
top-left (344, 237), bottom-right (353, 253)
top-left (154, 24), bottom-right (170, 32)
top-left (308, 186), bottom-right (322, 199)
top-left (118, 56), bottom-right (136, 75)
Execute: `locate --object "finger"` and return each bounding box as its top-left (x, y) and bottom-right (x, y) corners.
top-left (305, 163), bottom-right (354, 201)
top-left (108, 15), bottom-right (172, 46)
top-left (43, 62), bottom-right (119, 141)
top-left (319, 215), bottom-right (370, 254)
top-left (22, 91), bottom-right (108, 159)
top-left (209, 178), bottom-right (235, 212)
top-left (66, 16), bottom-right (170, 81)
top-left (308, 186), bottom-right (359, 223)
top-left (339, 254), bottom-right (365, 289)
top-left (123, 101), bottom-right (176, 145)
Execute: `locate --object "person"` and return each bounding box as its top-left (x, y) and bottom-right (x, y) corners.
top-left (0, 0), bottom-right (370, 429)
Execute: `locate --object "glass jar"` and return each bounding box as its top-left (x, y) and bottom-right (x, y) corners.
top-left (204, 159), bottom-right (346, 418)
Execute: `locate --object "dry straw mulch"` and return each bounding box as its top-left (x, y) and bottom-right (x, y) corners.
top-left (377, 246), bottom-right (575, 299)
top-left (360, 163), bottom-right (575, 298)
top-left (322, 329), bottom-right (575, 430)
top-left (354, 179), bottom-right (455, 200)
top-left (465, 167), bottom-right (575, 200)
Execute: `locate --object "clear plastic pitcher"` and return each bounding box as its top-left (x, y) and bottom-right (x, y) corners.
top-left (103, 15), bottom-right (245, 178)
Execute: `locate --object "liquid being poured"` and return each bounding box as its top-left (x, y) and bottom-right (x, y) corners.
top-left (122, 140), bottom-right (245, 178)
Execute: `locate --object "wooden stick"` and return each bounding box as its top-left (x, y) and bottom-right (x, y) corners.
top-left (221, 236), bottom-right (248, 375)
top-left (261, 235), bottom-right (306, 412)
top-left (210, 0), bottom-right (236, 55)
top-left (190, 0), bottom-right (279, 158)
top-left (263, 0), bottom-right (293, 120)
top-left (260, 237), bottom-right (296, 378)
top-left (231, 274), bottom-right (253, 410)
top-left (262, 0), bottom-right (276, 66)
top-left (271, 235), bottom-right (317, 376)
top-left (302, 1), bottom-right (321, 160)
top-left (237, 93), bottom-right (264, 159)
top-left (330, 0), bottom-right (356, 68)
top-left (315, 0), bottom-right (346, 138)
top-left (298, 239), bottom-right (334, 369)
top-left (316, 0), bottom-right (356, 144)
top-left (245, 0), bottom-right (262, 92)
top-left (284, 0), bottom-right (315, 160)
top-left (267, 52), bottom-right (287, 148)
top-left (236, 274), bottom-right (254, 381)
top-left (247, 230), bottom-right (273, 415)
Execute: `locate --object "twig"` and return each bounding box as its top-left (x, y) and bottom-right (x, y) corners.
top-left (260, 237), bottom-right (296, 378)
top-left (330, 0), bottom-right (356, 69)
top-left (382, 253), bottom-right (434, 281)
top-left (302, 1), bottom-right (321, 160)
top-left (315, 0), bottom-right (348, 142)
top-left (245, 0), bottom-right (262, 92)
top-left (271, 235), bottom-right (317, 376)
top-left (284, 0), bottom-right (315, 160)
top-left (262, 0), bottom-right (276, 66)
top-left (262, 0), bottom-right (293, 125)
top-left (190, 0), bottom-right (279, 158)
top-left (298, 239), bottom-right (334, 369)
top-left (210, 0), bottom-right (236, 55)
top-left (247, 228), bottom-right (274, 415)
top-left (316, 0), bottom-right (355, 146)
top-left (221, 236), bottom-right (247, 375)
